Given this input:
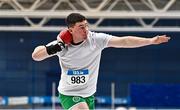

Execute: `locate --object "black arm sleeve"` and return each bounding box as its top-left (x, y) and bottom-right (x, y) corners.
top-left (45, 41), bottom-right (65, 55)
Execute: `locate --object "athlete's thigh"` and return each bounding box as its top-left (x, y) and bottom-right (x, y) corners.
top-left (85, 95), bottom-right (95, 110)
top-left (59, 93), bottom-right (89, 110)
top-left (71, 102), bottom-right (89, 110)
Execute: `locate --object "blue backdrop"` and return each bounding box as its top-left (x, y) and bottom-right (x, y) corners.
top-left (0, 31), bottom-right (179, 98)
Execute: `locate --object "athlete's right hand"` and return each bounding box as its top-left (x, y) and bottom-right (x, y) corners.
top-left (57, 29), bottom-right (73, 45)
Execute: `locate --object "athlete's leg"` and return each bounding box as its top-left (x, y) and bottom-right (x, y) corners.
top-left (70, 95), bottom-right (95, 110)
top-left (59, 93), bottom-right (90, 110)
top-left (70, 102), bottom-right (89, 110)
top-left (85, 95), bottom-right (95, 109)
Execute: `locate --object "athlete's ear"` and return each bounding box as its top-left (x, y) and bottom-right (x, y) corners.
top-left (68, 28), bottom-right (73, 34)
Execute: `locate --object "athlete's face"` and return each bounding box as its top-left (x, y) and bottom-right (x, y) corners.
top-left (69, 20), bottom-right (89, 42)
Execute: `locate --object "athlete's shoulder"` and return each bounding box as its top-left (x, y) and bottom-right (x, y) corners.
top-left (88, 31), bottom-right (106, 37)
top-left (88, 31), bottom-right (96, 37)
top-left (88, 31), bottom-right (114, 39)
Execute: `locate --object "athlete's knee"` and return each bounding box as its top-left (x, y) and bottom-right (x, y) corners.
top-left (71, 102), bottom-right (89, 110)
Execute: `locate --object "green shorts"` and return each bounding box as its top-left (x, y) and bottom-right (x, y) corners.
top-left (59, 93), bottom-right (95, 110)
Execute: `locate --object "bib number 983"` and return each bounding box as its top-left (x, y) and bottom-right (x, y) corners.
top-left (67, 69), bottom-right (89, 85)
top-left (71, 76), bottom-right (85, 84)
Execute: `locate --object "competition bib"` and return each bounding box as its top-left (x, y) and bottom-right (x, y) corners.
top-left (67, 69), bottom-right (89, 85)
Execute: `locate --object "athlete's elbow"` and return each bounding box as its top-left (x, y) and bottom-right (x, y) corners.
top-left (32, 46), bottom-right (47, 61)
top-left (32, 52), bottom-right (43, 61)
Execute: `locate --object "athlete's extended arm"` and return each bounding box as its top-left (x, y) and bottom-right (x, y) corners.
top-left (107, 35), bottom-right (170, 48)
top-left (32, 29), bottom-right (72, 61)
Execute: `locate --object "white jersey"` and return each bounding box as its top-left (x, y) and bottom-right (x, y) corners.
top-left (57, 31), bottom-right (113, 97)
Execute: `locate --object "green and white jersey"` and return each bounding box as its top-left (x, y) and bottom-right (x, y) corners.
top-left (57, 31), bottom-right (113, 98)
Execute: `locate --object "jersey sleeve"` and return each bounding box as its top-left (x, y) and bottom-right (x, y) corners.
top-left (93, 32), bottom-right (114, 50)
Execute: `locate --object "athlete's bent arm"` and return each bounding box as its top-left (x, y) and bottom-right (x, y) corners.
top-left (32, 29), bottom-right (72, 61)
top-left (32, 39), bottom-right (66, 61)
top-left (107, 35), bottom-right (170, 48)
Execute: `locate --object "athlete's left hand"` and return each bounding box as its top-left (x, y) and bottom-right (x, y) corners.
top-left (151, 35), bottom-right (170, 44)
top-left (57, 29), bottom-right (73, 45)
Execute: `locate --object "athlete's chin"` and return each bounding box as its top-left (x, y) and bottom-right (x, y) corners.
top-left (83, 35), bottom-right (88, 39)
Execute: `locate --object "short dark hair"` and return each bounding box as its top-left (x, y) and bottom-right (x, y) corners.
top-left (66, 13), bottom-right (86, 27)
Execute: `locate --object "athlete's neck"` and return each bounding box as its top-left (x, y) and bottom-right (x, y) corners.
top-left (71, 40), bottom-right (84, 45)
top-left (71, 36), bottom-right (85, 45)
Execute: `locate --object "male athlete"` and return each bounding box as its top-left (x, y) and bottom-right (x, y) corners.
top-left (32, 13), bottom-right (170, 110)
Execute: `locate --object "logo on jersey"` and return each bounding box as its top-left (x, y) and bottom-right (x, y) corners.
top-left (72, 96), bottom-right (81, 102)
